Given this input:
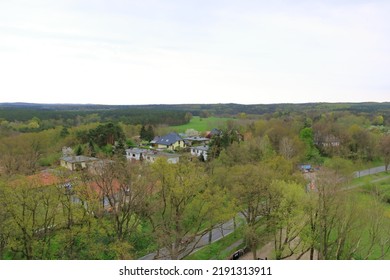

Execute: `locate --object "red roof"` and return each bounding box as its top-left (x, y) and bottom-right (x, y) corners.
top-left (27, 171), bottom-right (60, 186)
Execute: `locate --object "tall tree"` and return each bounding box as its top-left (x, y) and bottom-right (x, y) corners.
top-left (300, 127), bottom-right (321, 163)
top-left (150, 159), bottom-right (231, 259)
top-left (85, 160), bottom-right (150, 242)
top-left (306, 168), bottom-right (363, 260)
top-left (269, 180), bottom-right (308, 260)
top-left (379, 135), bottom-right (390, 171)
top-left (140, 125), bottom-right (147, 141)
top-left (2, 178), bottom-right (60, 259)
top-left (146, 125), bottom-right (155, 142)
top-left (227, 163), bottom-right (274, 259)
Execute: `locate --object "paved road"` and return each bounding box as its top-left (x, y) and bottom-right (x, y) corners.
top-left (354, 166), bottom-right (387, 178)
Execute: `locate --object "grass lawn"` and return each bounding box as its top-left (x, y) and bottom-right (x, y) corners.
top-left (169, 116), bottom-right (233, 133)
top-left (349, 177), bottom-right (390, 259)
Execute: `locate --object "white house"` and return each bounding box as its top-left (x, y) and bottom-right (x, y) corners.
top-left (125, 148), bottom-right (180, 164)
top-left (125, 148), bottom-right (148, 161)
top-left (191, 145), bottom-right (209, 161)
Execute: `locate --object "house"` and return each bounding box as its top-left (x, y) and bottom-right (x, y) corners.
top-left (143, 151), bottom-right (180, 164)
top-left (151, 132), bottom-right (186, 151)
top-left (126, 148), bottom-right (180, 164)
top-left (191, 145), bottom-right (209, 161)
top-left (60, 155), bottom-right (98, 171)
top-left (206, 128), bottom-right (222, 138)
top-left (314, 134), bottom-right (340, 147)
top-left (321, 135), bottom-right (340, 147)
top-left (183, 136), bottom-right (210, 146)
top-left (126, 148), bottom-right (148, 161)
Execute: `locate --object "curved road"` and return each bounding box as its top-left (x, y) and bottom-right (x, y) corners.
top-left (354, 166), bottom-right (387, 178)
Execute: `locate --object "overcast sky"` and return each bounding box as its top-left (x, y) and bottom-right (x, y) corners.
top-left (0, 0), bottom-right (389, 105)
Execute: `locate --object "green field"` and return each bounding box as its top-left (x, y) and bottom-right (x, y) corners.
top-left (350, 176), bottom-right (390, 259)
top-left (169, 116), bottom-right (233, 133)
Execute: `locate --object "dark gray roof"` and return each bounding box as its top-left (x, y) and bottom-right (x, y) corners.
top-left (126, 148), bottom-right (148, 154)
top-left (183, 136), bottom-right (209, 142)
top-left (61, 156), bottom-right (98, 163)
top-left (150, 136), bottom-right (160, 144)
top-left (155, 132), bottom-right (183, 146)
top-left (210, 128), bottom-right (222, 136)
top-left (150, 152), bottom-right (180, 159)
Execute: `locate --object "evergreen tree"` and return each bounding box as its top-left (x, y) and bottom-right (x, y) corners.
top-left (75, 145), bottom-right (83, 156)
top-left (140, 125), bottom-right (147, 141)
top-left (146, 125), bottom-right (155, 142)
top-left (114, 139), bottom-right (126, 157)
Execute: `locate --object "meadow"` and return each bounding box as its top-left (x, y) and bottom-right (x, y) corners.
top-left (349, 174), bottom-right (390, 259)
top-left (169, 116), bottom-right (233, 133)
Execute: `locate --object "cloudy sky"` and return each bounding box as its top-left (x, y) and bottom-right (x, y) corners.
top-left (0, 0), bottom-right (389, 105)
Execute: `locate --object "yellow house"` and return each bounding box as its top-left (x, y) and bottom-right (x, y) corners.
top-left (151, 132), bottom-right (186, 151)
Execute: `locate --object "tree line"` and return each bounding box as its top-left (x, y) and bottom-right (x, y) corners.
top-left (0, 107), bottom-right (189, 133)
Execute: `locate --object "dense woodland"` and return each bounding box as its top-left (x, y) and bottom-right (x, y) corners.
top-left (0, 102), bottom-right (390, 260)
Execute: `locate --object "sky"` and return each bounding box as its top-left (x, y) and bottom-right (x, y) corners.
top-left (0, 0), bottom-right (389, 105)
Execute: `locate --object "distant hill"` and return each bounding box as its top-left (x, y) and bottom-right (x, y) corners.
top-left (2, 101), bottom-right (390, 111)
top-left (0, 102), bottom-right (389, 123)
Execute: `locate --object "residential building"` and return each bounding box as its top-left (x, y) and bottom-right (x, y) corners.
top-left (126, 148), bottom-right (180, 164)
top-left (183, 136), bottom-right (210, 146)
top-left (191, 145), bottom-right (209, 161)
top-left (314, 134), bottom-right (340, 147)
top-left (144, 151), bottom-right (180, 164)
top-left (206, 128), bottom-right (222, 138)
top-left (60, 155), bottom-right (98, 171)
top-left (151, 132), bottom-right (186, 151)
top-left (126, 148), bottom-right (148, 161)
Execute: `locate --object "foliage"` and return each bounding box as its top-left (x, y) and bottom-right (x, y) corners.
top-left (139, 125), bottom-right (155, 142)
top-left (150, 159), bottom-right (234, 259)
top-left (1, 102), bottom-right (390, 260)
top-left (379, 135), bottom-right (390, 171)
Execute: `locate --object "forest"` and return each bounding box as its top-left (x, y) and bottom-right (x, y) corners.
top-left (0, 102), bottom-right (390, 260)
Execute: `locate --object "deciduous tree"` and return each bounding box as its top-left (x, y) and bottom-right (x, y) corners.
top-left (150, 159), bottom-right (231, 259)
top-left (379, 135), bottom-right (390, 171)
